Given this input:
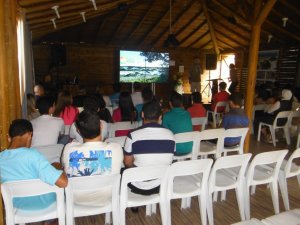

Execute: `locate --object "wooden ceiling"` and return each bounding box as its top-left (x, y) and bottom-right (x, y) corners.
top-left (18, 0), bottom-right (300, 51)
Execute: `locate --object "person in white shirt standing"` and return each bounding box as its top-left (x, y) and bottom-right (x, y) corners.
top-left (31, 96), bottom-right (64, 147)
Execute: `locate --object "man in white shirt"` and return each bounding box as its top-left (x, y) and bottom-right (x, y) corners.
top-left (31, 96), bottom-right (64, 147)
top-left (131, 82), bottom-right (143, 107)
top-left (62, 110), bottom-right (123, 206)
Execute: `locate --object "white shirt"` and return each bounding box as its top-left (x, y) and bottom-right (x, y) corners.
top-left (131, 91), bottom-right (143, 107)
top-left (62, 141), bottom-right (123, 206)
top-left (31, 115), bottom-right (64, 147)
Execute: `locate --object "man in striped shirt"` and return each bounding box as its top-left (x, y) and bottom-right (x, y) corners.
top-left (124, 100), bottom-right (175, 195)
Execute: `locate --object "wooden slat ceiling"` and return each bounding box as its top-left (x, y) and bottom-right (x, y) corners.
top-left (18, 0), bottom-right (300, 51)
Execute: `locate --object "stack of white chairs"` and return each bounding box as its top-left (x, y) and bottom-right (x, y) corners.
top-left (65, 174), bottom-right (121, 225)
top-left (108, 121), bottom-right (138, 138)
top-left (1, 179), bottom-right (65, 225)
top-left (34, 144), bottom-right (64, 163)
top-left (166, 159), bottom-right (213, 225)
top-left (257, 111), bottom-right (292, 147)
top-left (207, 154), bottom-right (252, 225)
top-left (207, 101), bottom-right (228, 128)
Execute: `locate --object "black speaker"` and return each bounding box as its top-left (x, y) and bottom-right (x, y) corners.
top-left (205, 54), bottom-right (217, 70)
top-left (51, 45), bottom-right (66, 66)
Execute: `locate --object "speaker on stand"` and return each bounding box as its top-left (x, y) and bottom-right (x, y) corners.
top-left (201, 54), bottom-right (218, 98)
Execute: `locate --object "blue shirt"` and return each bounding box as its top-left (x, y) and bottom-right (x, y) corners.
top-left (162, 107), bottom-right (193, 155)
top-left (222, 108), bottom-right (249, 146)
top-left (0, 148), bottom-right (63, 210)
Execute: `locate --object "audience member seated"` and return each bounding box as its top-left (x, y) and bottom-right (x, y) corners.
top-left (162, 91), bottom-right (193, 155)
top-left (131, 82), bottom-right (143, 107)
top-left (53, 90), bottom-right (79, 125)
top-left (70, 96), bottom-right (109, 143)
top-left (221, 93), bottom-right (249, 146)
top-left (27, 93), bottom-right (40, 121)
top-left (31, 96), bottom-right (64, 146)
top-left (109, 82), bottom-right (121, 108)
top-left (0, 119), bottom-right (67, 211)
top-left (187, 91), bottom-right (206, 131)
top-left (62, 110), bottom-right (122, 206)
top-left (97, 94), bottom-right (113, 123)
top-left (34, 84), bottom-right (45, 100)
top-left (211, 81), bottom-right (229, 112)
top-left (254, 84), bottom-right (270, 105)
top-left (136, 87), bottom-right (154, 122)
top-left (123, 100), bottom-right (175, 195)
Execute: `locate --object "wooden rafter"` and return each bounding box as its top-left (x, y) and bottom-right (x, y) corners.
top-left (186, 30), bottom-right (209, 48)
top-left (255, 0), bottom-right (277, 26)
top-left (216, 38), bottom-right (235, 49)
top-left (122, 0), bottom-right (155, 47)
top-left (107, 10), bottom-right (130, 44)
top-left (137, 0), bottom-right (177, 47)
top-left (150, 0), bottom-right (197, 47)
top-left (279, 0), bottom-right (300, 16)
top-left (214, 26), bottom-right (247, 47)
top-left (264, 20), bottom-right (300, 42)
top-left (179, 19), bottom-right (206, 45)
top-left (94, 19), bottom-right (107, 42)
top-left (200, 0), bottom-right (219, 55)
top-left (174, 11), bottom-right (202, 36)
top-left (197, 38), bottom-right (211, 49)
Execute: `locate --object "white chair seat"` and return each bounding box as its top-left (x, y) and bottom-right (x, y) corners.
top-left (231, 218), bottom-right (264, 225)
top-left (127, 191), bottom-right (160, 207)
top-left (261, 209), bottom-right (300, 225)
top-left (172, 175), bottom-right (201, 197)
top-left (73, 202), bottom-right (112, 217)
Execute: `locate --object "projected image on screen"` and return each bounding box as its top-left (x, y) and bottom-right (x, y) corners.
top-left (120, 50), bottom-right (169, 83)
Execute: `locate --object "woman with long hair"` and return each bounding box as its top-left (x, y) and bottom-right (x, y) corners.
top-left (27, 93), bottom-right (40, 121)
top-left (112, 91), bottom-right (137, 122)
top-left (54, 90), bottom-right (79, 125)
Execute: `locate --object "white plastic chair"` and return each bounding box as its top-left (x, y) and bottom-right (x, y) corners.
top-left (166, 159), bottom-right (213, 225)
top-left (231, 218), bottom-right (265, 225)
top-left (109, 121), bottom-right (137, 138)
top-left (251, 104), bottom-right (266, 134)
top-left (64, 125), bottom-right (71, 135)
top-left (207, 101), bottom-right (228, 128)
top-left (192, 128), bottom-right (225, 160)
top-left (1, 179), bottom-right (65, 225)
top-left (191, 117), bottom-right (207, 131)
top-left (34, 144), bottom-right (64, 163)
top-left (105, 136), bottom-right (127, 148)
top-left (261, 208), bottom-right (300, 225)
top-left (65, 174), bottom-right (121, 225)
top-left (257, 111), bottom-right (292, 147)
top-left (244, 150), bottom-right (288, 220)
top-left (120, 165), bottom-right (169, 225)
top-left (207, 154), bottom-right (252, 225)
top-left (173, 131), bottom-right (200, 161)
top-left (222, 127), bottom-right (249, 156)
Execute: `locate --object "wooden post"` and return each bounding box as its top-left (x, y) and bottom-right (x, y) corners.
top-left (0, 0), bottom-right (20, 222)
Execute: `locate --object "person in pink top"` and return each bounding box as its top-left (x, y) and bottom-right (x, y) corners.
top-left (211, 82), bottom-right (229, 112)
top-left (54, 90), bottom-right (79, 125)
top-left (187, 92), bottom-right (206, 131)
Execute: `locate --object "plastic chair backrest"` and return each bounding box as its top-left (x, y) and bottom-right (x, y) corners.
top-left (34, 144), bottom-right (64, 163)
top-left (284, 148), bottom-right (300, 178)
top-left (252, 104), bottom-right (267, 119)
top-left (174, 131), bottom-right (200, 156)
top-left (209, 154), bottom-right (252, 190)
top-left (288, 110), bottom-right (300, 126)
top-left (223, 127), bottom-right (249, 154)
top-left (273, 111), bottom-right (291, 127)
top-left (105, 136), bottom-right (126, 147)
top-left (246, 150), bottom-right (288, 184)
top-left (64, 125), bottom-right (71, 135)
top-left (109, 121), bottom-right (137, 137)
top-left (214, 101), bottom-right (228, 113)
top-left (1, 179), bottom-right (65, 224)
top-left (191, 117), bottom-right (207, 131)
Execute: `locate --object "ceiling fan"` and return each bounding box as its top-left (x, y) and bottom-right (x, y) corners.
top-left (164, 0), bottom-right (180, 48)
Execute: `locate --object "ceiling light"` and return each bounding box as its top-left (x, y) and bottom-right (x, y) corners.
top-left (80, 12), bottom-right (86, 22)
top-left (282, 17), bottom-right (288, 27)
top-left (268, 34), bottom-right (272, 43)
top-left (164, 0), bottom-right (179, 48)
top-left (51, 5), bottom-right (60, 19)
top-left (50, 18), bottom-right (57, 29)
top-left (89, 0), bottom-right (97, 10)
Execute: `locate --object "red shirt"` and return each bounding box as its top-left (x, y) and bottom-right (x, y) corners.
top-left (211, 91), bottom-right (229, 112)
top-left (187, 103), bottom-right (206, 131)
top-left (59, 106), bottom-right (79, 125)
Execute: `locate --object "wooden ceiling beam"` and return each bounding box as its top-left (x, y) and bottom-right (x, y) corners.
top-left (214, 28), bottom-right (247, 47)
top-left (107, 10), bottom-right (130, 44)
top-left (122, 0), bottom-right (155, 47)
top-left (197, 38), bottom-right (211, 49)
top-left (200, 0), bottom-right (219, 55)
top-left (19, 0), bottom-right (78, 11)
top-left (255, 0), bottom-right (276, 26)
top-left (280, 0), bottom-right (300, 16)
top-left (216, 38), bottom-right (235, 50)
top-left (174, 11), bottom-right (201, 37)
top-left (186, 30), bottom-right (209, 48)
top-left (179, 19), bottom-right (206, 45)
top-left (150, 0), bottom-right (198, 47)
top-left (94, 19), bottom-right (107, 42)
top-left (137, 0), bottom-right (177, 47)
top-left (264, 20), bottom-right (300, 42)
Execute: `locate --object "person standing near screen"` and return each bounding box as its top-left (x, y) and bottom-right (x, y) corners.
top-left (228, 63), bottom-right (238, 94)
top-left (189, 57), bottom-right (202, 92)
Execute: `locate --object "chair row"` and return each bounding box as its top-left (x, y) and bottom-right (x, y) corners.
top-left (3, 149), bottom-right (300, 225)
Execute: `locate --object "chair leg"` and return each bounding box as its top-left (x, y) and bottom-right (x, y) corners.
top-left (151, 203), bottom-right (157, 214)
top-left (269, 181), bottom-right (280, 214)
top-left (297, 133), bottom-right (300, 148)
top-left (181, 198), bottom-right (188, 209)
top-left (207, 193), bottom-right (214, 225)
top-left (159, 201), bottom-right (168, 225)
top-left (120, 207), bottom-right (126, 225)
top-left (186, 197), bottom-right (191, 208)
top-left (250, 185), bottom-right (256, 195)
top-left (244, 185), bottom-right (251, 220)
top-left (212, 113), bottom-right (217, 128)
top-left (199, 192), bottom-right (207, 225)
top-left (235, 187), bottom-right (245, 221)
top-left (166, 199), bottom-right (172, 225)
top-left (105, 212), bottom-right (111, 224)
top-left (270, 128), bottom-right (276, 147)
top-left (221, 190), bottom-right (226, 201)
top-left (257, 123), bottom-right (262, 141)
top-left (146, 205), bottom-right (152, 216)
top-left (213, 191), bottom-right (218, 202)
top-left (284, 127), bottom-right (291, 145)
top-left (278, 175), bottom-right (290, 211)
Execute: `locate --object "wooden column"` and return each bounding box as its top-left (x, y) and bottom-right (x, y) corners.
top-left (244, 0), bottom-right (276, 152)
top-left (0, 0), bottom-right (20, 222)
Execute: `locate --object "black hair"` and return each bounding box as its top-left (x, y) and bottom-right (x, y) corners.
top-left (170, 91), bottom-right (182, 108)
top-left (142, 100), bottom-right (161, 121)
top-left (36, 96), bottom-right (55, 115)
top-left (133, 82), bottom-right (142, 91)
top-left (219, 82), bottom-right (227, 90)
top-left (228, 93), bottom-right (243, 106)
top-left (142, 87), bottom-right (153, 103)
top-left (112, 82), bottom-right (121, 92)
top-left (9, 119), bottom-right (33, 138)
top-left (119, 91), bottom-right (136, 122)
top-left (75, 110), bottom-right (100, 139)
top-left (192, 92), bottom-right (202, 103)
top-left (83, 95), bottom-right (100, 112)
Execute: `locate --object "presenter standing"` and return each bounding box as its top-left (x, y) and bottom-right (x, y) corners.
top-left (189, 57), bottom-right (202, 93)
